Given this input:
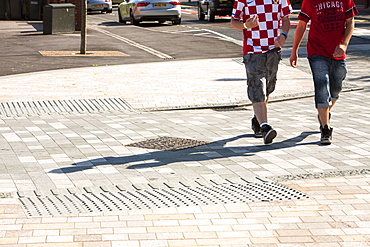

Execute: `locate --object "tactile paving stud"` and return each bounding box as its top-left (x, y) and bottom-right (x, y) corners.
top-left (18, 179), bottom-right (309, 217)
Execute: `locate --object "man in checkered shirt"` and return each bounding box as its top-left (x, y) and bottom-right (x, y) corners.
top-left (231, 0), bottom-right (292, 144)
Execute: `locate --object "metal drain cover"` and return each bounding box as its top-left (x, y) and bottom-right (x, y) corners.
top-left (0, 98), bottom-right (132, 116)
top-left (125, 136), bottom-right (211, 151)
top-left (18, 178), bottom-right (309, 217)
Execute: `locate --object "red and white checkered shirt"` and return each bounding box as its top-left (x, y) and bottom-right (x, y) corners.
top-left (232, 0), bottom-right (292, 54)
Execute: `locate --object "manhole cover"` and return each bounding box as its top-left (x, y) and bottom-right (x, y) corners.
top-left (212, 107), bottom-right (248, 112)
top-left (125, 136), bottom-right (211, 151)
top-left (18, 178), bottom-right (309, 217)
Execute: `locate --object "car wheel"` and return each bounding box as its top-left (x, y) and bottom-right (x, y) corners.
top-left (130, 11), bottom-right (140, 25)
top-left (172, 18), bottom-right (181, 25)
top-left (118, 9), bottom-right (126, 23)
top-left (107, 9), bottom-right (113, 13)
top-left (198, 4), bottom-right (205, 20)
top-left (207, 5), bottom-right (215, 22)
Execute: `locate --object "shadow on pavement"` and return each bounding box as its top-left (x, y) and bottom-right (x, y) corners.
top-left (49, 131), bottom-right (318, 174)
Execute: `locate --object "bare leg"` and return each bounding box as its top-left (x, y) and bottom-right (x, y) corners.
top-left (318, 107), bottom-right (330, 126)
top-left (318, 100), bottom-right (336, 126)
top-left (329, 100), bottom-right (336, 111)
top-left (253, 100), bottom-right (276, 144)
top-left (253, 101), bottom-right (267, 124)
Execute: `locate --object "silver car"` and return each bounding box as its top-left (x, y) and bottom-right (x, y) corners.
top-left (87, 0), bottom-right (113, 13)
top-left (118, 0), bottom-right (181, 25)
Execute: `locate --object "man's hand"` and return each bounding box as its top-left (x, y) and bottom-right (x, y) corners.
top-left (333, 43), bottom-right (347, 58)
top-left (274, 35), bottom-right (286, 48)
top-left (290, 53), bottom-right (298, 68)
top-left (245, 15), bottom-right (259, 29)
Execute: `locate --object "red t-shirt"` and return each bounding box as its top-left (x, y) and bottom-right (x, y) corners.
top-left (299, 0), bottom-right (358, 59)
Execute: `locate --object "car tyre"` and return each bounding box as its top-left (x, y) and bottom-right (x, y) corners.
top-left (172, 18), bottom-right (181, 25)
top-left (207, 5), bottom-right (215, 22)
top-left (107, 9), bottom-right (113, 13)
top-left (198, 4), bottom-right (205, 20)
top-left (130, 11), bottom-right (140, 25)
top-left (118, 9), bottom-right (126, 23)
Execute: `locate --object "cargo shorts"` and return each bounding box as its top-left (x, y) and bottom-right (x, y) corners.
top-left (243, 49), bottom-right (281, 103)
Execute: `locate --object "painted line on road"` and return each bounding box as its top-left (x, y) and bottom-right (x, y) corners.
top-left (201, 29), bottom-right (243, 46)
top-left (353, 28), bottom-right (370, 39)
top-left (90, 26), bottom-right (174, 60)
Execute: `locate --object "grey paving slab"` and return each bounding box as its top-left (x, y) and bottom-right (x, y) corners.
top-left (0, 86), bottom-right (369, 194)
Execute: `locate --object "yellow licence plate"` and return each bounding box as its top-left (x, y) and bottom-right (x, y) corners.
top-left (92, 4), bottom-right (103, 7)
top-left (154, 3), bottom-right (166, 7)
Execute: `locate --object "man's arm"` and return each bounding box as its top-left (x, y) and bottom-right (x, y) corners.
top-left (231, 15), bottom-right (259, 30)
top-left (289, 20), bottom-right (308, 68)
top-left (333, 16), bottom-right (355, 58)
top-left (231, 17), bottom-right (244, 30)
top-left (274, 16), bottom-right (291, 47)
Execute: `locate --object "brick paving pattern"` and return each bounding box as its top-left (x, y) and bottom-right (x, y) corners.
top-left (0, 19), bottom-right (370, 246)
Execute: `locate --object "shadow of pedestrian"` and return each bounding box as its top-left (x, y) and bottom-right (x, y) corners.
top-left (49, 131), bottom-right (318, 174)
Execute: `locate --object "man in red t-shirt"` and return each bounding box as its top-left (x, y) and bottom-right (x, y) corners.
top-left (290, 0), bottom-right (358, 145)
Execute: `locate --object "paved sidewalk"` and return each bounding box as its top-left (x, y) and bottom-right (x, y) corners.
top-left (1, 175), bottom-right (369, 246)
top-left (0, 19), bottom-right (370, 246)
top-left (0, 59), bottom-right (369, 246)
top-left (0, 58), bottom-right (315, 110)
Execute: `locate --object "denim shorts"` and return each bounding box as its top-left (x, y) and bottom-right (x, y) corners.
top-left (308, 55), bottom-right (347, 108)
top-left (243, 49), bottom-right (281, 103)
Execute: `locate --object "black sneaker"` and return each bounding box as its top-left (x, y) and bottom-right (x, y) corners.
top-left (261, 124), bottom-right (277, 144)
top-left (251, 116), bottom-right (262, 138)
top-left (318, 112), bottom-right (331, 129)
top-left (320, 125), bottom-right (333, 145)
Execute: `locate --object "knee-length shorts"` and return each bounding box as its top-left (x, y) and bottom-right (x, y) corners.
top-left (243, 49), bottom-right (281, 103)
top-left (308, 55), bottom-right (347, 108)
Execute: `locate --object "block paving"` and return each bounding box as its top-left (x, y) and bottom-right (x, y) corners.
top-left (0, 19), bottom-right (370, 246)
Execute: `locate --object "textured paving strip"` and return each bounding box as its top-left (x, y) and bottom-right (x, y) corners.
top-left (0, 175), bottom-right (369, 246)
top-left (0, 98), bottom-right (133, 117)
top-left (16, 178), bottom-right (308, 217)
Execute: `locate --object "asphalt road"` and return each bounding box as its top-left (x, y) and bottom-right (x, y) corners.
top-left (0, 7), bottom-right (242, 76)
top-left (0, 5), bottom-right (369, 77)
